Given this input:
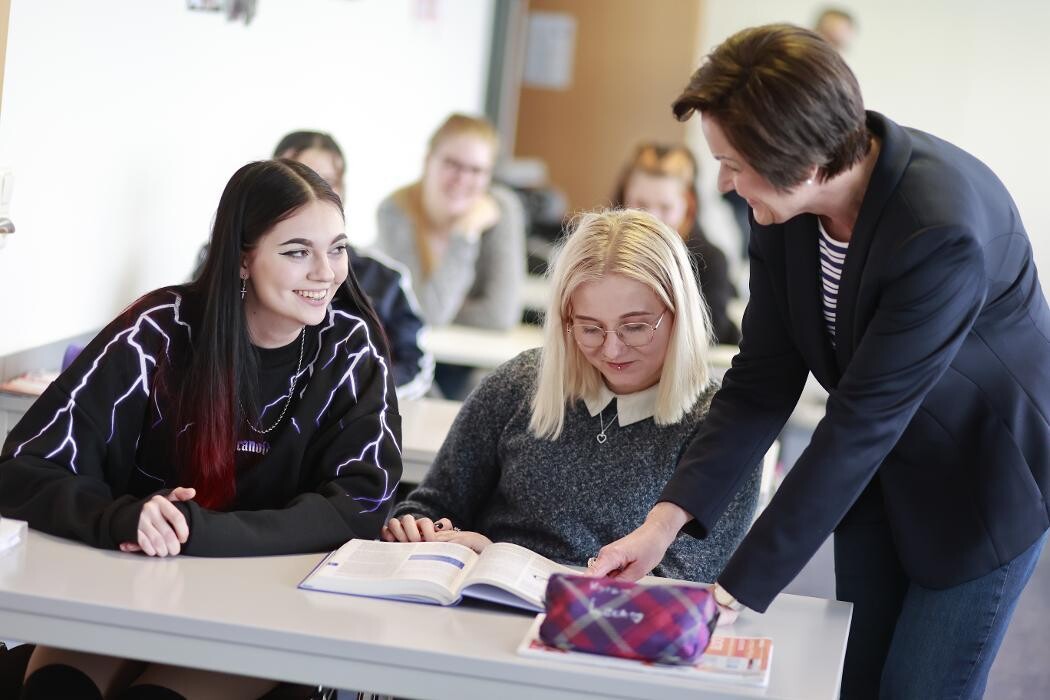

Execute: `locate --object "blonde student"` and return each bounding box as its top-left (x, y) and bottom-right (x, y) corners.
top-left (385, 209), bottom-right (758, 583)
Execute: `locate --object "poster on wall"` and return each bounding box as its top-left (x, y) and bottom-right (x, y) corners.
top-left (523, 11), bottom-right (577, 90)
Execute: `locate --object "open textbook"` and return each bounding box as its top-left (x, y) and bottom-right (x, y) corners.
top-left (518, 615), bottom-right (774, 688)
top-left (299, 539), bottom-right (575, 612)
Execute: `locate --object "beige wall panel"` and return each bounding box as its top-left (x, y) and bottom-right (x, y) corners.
top-left (515, 0), bottom-right (703, 214)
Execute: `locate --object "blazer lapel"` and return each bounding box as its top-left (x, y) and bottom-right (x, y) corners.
top-left (834, 112), bottom-right (913, 370)
top-left (783, 213), bottom-right (839, 386)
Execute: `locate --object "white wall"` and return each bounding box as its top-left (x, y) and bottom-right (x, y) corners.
top-left (694, 0), bottom-right (1050, 274)
top-left (0, 0), bottom-right (493, 356)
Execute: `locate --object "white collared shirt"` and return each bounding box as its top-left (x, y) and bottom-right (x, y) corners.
top-left (582, 383), bottom-right (659, 427)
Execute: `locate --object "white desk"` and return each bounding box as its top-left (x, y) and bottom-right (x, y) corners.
top-left (0, 530), bottom-right (851, 699)
top-left (0, 391), bottom-right (35, 443)
top-left (421, 324), bottom-right (545, 371)
top-left (521, 274), bottom-right (551, 313)
top-left (399, 397), bottom-right (461, 484)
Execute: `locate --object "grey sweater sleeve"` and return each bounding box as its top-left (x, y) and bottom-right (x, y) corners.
top-left (374, 189), bottom-right (525, 329)
top-left (375, 196), bottom-right (474, 326)
top-left (392, 355), bottom-right (525, 528)
top-left (451, 185), bottom-right (526, 330)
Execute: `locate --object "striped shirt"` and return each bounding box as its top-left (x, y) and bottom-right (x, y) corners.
top-left (818, 221), bottom-right (849, 346)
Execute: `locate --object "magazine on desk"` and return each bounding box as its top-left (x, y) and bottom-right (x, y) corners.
top-left (298, 539), bottom-right (575, 612)
top-left (518, 615), bottom-right (774, 688)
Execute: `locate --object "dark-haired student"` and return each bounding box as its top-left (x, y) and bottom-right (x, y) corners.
top-left (0, 159), bottom-right (401, 699)
top-left (194, 130), bottom-right (434, 400)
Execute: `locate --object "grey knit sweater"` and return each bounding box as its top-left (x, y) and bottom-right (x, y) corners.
top-left (374, 184), bottom-right (526, 330)
top-left (395, 350), bottom-right (759, 583)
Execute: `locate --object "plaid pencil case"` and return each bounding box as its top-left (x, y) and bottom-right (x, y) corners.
top-left (539, 573), bottom-right (719, 665)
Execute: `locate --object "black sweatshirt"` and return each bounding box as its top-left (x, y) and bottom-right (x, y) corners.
top-left (0, 285), bottom-right (402, 556)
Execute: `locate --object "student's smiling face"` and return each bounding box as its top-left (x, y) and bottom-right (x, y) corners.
top-left (569, 273), bottom-right (673, 394)
top-left (241, 199), bottom-right (348, 348)
top-left (422, 134), bottom-right (496, 221)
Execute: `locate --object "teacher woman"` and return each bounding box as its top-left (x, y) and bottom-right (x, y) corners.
top-left (589, 24), bottom-right (1050, 699)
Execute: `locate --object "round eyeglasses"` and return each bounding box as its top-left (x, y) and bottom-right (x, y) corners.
top-left (567, 311), bottom-right (667, 349)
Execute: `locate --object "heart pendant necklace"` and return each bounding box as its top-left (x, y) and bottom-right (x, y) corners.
top-left (596, 407), bottom-right (619, 444)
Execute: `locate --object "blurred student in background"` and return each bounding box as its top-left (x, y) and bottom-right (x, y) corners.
top-left (195, 131), bottom-right (433, 400)
top-left (375, 114), bottom-right (526, 398)
top-left (814, 7), bottom-right (858, 52)
top-left (614, 143), bottom-right (740, 345)
top-left (384, 209), bottom-right (758, 583)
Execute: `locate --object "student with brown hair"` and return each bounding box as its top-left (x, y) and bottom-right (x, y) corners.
top-left (591, 24), bottom-right (1050, 699)
top-left (613, 143), bottom-right (740, 344)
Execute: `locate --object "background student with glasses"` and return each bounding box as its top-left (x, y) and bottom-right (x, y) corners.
top-left (382, 209), bottom-right (759, 584)
top-left (374, 113), bottom-right (526, 399)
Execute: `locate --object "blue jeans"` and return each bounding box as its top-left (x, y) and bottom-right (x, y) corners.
top-left (835, 492), bottom-right (1047, 700)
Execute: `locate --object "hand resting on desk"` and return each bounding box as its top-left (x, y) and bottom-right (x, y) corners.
top-left (118, 486), bottom-right (195, 557)
top-left (383, 514), bottom-right (494, 553)
top-left (382, 513), bottom-right (453, 543)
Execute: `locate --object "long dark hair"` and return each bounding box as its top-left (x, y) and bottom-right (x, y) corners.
top-left (181, 159), bottom-right (387, 509)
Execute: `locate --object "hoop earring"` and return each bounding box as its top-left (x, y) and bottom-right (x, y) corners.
top-left (240, 277), bottom-right (247, 301)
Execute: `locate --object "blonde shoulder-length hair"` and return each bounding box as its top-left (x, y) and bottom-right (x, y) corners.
top-left (530, 209), bottom-right (713, 439)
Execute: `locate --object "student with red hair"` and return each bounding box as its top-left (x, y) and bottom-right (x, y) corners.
top-left (0, 159), bottom-right (401, 698)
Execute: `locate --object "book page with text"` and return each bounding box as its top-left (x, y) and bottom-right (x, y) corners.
top-left (320, 540), bottom-right (479, 599)
top-left (465, 542), bottom-right (575, 608)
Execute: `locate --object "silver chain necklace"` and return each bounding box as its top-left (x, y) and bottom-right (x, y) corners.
top-left (596, 407), bottom-right (619, 444)
top-left (243, 328), bottom-right (306, 435)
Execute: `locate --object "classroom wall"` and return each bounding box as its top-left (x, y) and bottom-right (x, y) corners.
top-left (0, 0), bottom-right (493, 357)
top-left (514, 0), bottom-right (703, 214)
top-left (694, 0), bottom-right (1050, 273)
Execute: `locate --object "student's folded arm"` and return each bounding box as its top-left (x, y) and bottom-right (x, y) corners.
top-left (452, 188), bottom-right (526, 330)
top-left (375, 196), bottom-right (478, 326)
top-left (419, 236), bottom-right (481, 326)
top-left (0, 298), bottom-right (177, 549)
top-left (177, 338), bottom-right (404, 557)
top-left (392, 358), bottom-right (518, 529)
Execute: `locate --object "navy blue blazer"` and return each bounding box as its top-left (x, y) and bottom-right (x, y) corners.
top-left (661, 112), bottom-right (1050, 611)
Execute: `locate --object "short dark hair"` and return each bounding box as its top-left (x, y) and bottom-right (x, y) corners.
top-left (672, 23), bottom-right (869, 190)
top-left (273, 131), bottom-right (345, 195)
